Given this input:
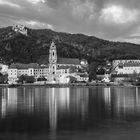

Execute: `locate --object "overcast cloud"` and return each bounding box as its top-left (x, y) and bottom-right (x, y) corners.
top-left (0, 0), bottom-right (140, 44)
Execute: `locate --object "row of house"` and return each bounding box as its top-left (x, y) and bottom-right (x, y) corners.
top-left (96, 59), bottom-right (140, 82)
top-left (2, 39), bottom-right (140, 84)
top-left (7, 58), bottom-right (140, 84)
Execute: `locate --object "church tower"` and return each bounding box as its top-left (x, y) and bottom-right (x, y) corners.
top-left (49, 41), bottom-right (57, 75)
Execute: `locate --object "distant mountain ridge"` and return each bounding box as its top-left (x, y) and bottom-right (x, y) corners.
top-left (0, 26), bottom-right (140, 65)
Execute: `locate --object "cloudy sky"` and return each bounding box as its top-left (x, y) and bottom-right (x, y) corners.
top-left (0, 0), bottom-right (140, 44)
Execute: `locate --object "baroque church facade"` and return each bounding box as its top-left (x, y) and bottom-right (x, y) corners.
top-left (47, 41), bottom-right (81, 83)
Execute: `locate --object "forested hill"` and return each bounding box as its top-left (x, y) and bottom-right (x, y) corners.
top-left (0, 26), bottom-right (140, 65)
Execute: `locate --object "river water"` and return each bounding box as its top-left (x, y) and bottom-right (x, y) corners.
top-left (0, 87), bottom-right (140, 140)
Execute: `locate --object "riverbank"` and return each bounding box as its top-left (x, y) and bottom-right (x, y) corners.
top-left (0, 83), bottom-right (90, 88)
top-left (0, 82), bottom-right (138, 88)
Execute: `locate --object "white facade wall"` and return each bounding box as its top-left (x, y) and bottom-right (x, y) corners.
top-left (8, 69), bottom-right (18, 78)
top-left (43, 68), bottom-right (49, 77)
top-left (59, 74), bottom-right (70, 84)
top-left (113, 60), bottom-right (140, 69)
top-left (8, 69), bottom-right (18, 84)
top-left (56, 69), bottom-right (70, 75)
top-left (34, 69), bottom-right (43, 78)
top-left (116, 66), bottom-right (140, 74)
top-left (113, 60), bottom-right (140, 74)
top-left (8, 67), bottom-right (49, 84)
top-left (17, 69), bottom-right (29, 77)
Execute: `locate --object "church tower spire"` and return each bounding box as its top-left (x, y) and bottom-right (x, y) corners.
top-left (49, 41), bottom-right (57, 75)
top-left (49, 41), bottom-right (57, 64)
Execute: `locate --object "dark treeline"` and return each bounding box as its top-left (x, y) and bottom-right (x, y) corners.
top-left (0, 26), bottom-right (140, 64)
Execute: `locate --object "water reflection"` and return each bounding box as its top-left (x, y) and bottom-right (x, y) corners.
top-left (111, 87), bottom-right (140, 120)
top-left (0, 87), bottom-right (140, 134)
top-left (49, 88), bottom-right (57, 133)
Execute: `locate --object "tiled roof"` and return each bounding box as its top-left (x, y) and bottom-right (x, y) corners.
top-left (9, 63), bottom-right (42, 69)
top-left (57, 65), bottom-right (78, 70)
top-left (123, 62), bottom-right (140, 67)
top-left (58, 58), bottom-right (80, 65)
top-left (118, 62), bottom-right (140, 67)
top-left (57, 66), bottom-right (70, 70)
top-left (9, 57), bottom-right (80, 69)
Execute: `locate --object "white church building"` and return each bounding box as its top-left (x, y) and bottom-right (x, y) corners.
top-left (8, 41), bottom-right (88, 84)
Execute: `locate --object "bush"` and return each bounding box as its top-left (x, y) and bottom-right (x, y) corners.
top-left (18, 75), bottom-right (35, 83)
top-left (0, 74), bottom-right (8, 84)
top-left (37, 77), bottom-right (47, 81)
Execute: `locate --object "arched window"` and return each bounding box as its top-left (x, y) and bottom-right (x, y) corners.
top-left (53, 52), bottom-right (54, 56)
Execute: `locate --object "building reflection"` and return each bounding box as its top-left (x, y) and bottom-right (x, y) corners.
top-left (7, 88), bottom-right (18, 116)
top-left (1, 88), bottom-right (7, 118)
top-left (136, 87), bottom-right (139, 105)
top-left (0, 87), bottom-right (90, 131)
top-left (0, 88), bottom-right (63, 126)
top-left (71, 88), bottom-right (89, 121)
top-left (88, 87), bottom-right (140, 120)
top-left (103, 87), bottom-right (111, 117)
top-left (103, 87), bottom-right (111, 106)
top-left (110, 87), bottom-right (140, 119)
top-left (49, 88), bottom-right (57, 135)
top-left (57, 88), bottom-right (70, 112)
top-left (2, 87), bottom-right (140, 130)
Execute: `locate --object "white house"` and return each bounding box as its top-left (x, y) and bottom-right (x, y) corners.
top-left (112, 60), bottom-right (140, 74)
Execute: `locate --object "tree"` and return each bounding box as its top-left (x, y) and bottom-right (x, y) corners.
top-left (69, 66), bottom-right (78, 73)
top-left (18, 75), bottom-right (25, 83)
top-left (25, 76), bottom-right (35, 83)
top-left (0, 74), bottom-right (8, 84)
top-left (128, 71), bottom-right (138, 82)
top-left (96, 67), bottom-right (106, 75)
top-left (88, 61), bottom-right (99, 81)
top-left (69, 76), bottom-right (77, 83)
top-left (37, 76), bottom-right (47, 81)
top-left (18, 75), bottom-right (35, 83)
